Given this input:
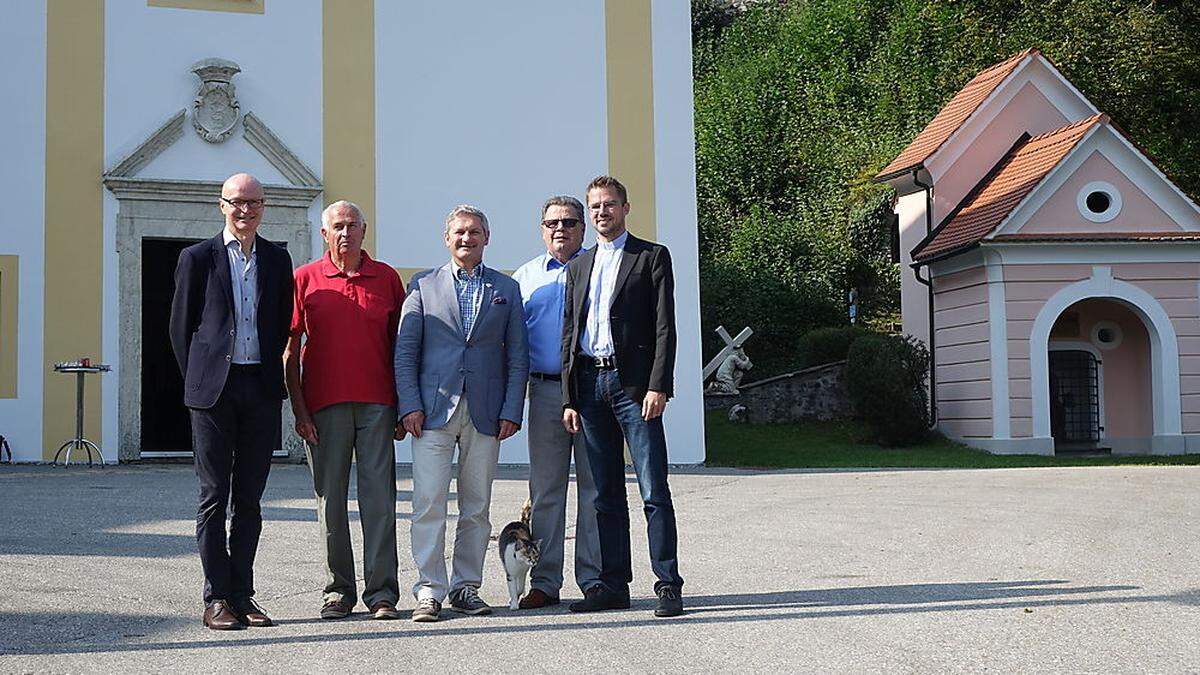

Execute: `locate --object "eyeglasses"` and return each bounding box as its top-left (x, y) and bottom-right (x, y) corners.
top-left (542, 218), bottom-right (581, 230)
top-left (221, 197), bottom-right (265, 210)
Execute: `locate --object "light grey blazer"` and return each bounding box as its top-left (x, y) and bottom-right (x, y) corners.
top-left (394, 263), bottom-right (529, 436)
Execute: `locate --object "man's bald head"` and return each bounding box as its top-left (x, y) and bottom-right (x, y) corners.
top-left (219, 173), bottom-right (266, 241)
top-left (222, 173), bottom-right (264, 199)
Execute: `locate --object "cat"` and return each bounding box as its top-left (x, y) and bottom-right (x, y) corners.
top-left (498, 499), bottom-right (541, 610)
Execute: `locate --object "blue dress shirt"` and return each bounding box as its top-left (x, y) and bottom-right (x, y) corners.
top-left (512, 248), bottom-right (583, 375)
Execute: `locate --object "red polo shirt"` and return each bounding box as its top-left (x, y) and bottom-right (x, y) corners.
top-left (291, 251), bottom-right (405, 414)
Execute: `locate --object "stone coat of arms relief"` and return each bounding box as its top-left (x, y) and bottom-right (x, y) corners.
top-left (190, 58), bottom-right (241, 143)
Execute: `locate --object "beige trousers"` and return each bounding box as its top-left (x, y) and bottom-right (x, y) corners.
top-left (409, 399), bottom-right (500, 602)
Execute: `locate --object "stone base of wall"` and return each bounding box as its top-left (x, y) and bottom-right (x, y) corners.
top-left (704, 361), bottom-right (852, 424)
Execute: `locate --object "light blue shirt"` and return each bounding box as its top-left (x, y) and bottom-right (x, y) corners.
top-left (513, 248), bottom-right (583, 375)
top-left (581, 230), bottom-right (628, 358)
top-left (223, 229), bottom-right (260, 364)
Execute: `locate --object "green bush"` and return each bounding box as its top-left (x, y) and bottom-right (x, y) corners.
top-left (845, 334), bottom-right (930, 446)
top-left (796, 326), bottom-right (876, 369)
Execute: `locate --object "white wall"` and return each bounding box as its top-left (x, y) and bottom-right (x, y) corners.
top-left (104, 0), bottom-right (323, 179)
top-left (0, 1), bottom-right (48, 461)
top-left (651, 0), bottom-right (706, 464)
top-left (374, 0), bottom-right (609, 274)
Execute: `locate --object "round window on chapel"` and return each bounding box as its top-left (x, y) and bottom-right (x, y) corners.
top-left (1086, 191), bottom-right (1111, 214)
top-left (1077, 181), bottom-right (1122, 223)
top-left (1091, 320), bottom-right (1123, 350)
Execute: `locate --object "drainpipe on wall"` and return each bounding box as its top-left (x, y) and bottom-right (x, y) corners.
top-left (911, 168), bottom-right (938, 427)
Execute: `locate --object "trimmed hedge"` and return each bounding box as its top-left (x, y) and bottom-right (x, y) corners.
top-left (845, 334), bottom-right (930, 446)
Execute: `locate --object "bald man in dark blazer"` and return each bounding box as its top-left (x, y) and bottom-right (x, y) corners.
top-left (169, 173), bottom-right (294, 630)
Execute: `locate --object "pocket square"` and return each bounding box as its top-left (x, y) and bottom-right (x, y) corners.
top-left (491, 296), bottom-right (508, 305)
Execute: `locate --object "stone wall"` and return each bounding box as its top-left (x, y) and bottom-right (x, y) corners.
top-left (704, 361), bottom-right (852, 424)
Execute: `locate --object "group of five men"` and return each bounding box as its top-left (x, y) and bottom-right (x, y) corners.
top-left (168, 172), bottom-right (684, 630)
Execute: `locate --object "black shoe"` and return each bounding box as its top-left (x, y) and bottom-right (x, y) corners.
top-left (654, 586), bottom-right (683, 617)
top-left (568, 585), bottom-right (631, 613)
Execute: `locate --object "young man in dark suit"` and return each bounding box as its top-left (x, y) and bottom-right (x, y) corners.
top-left (561, 175), bottom-right (684, 617)
top-left (169, 172), bottom-right (294, 630)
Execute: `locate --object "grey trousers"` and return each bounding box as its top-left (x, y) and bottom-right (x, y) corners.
top-left (527, 377), bottom-right (602, 595)
top-left (306, 402), bottom-right (399, 608)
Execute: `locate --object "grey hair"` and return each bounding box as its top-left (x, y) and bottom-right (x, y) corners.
top-left (321, 200), bottom-right (366, 227)
top-left (540, 195), bottom-right (585, 224)
top-left (444, 204), bottom-right (489, 234)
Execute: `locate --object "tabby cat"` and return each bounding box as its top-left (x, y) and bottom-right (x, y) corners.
top-left (498, 499), bottom-right (541, 610)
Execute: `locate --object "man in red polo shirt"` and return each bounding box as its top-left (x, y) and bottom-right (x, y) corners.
top-left (283, 200), bottom-right (406, 621)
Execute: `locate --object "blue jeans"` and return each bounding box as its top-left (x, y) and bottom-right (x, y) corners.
top-left (576, 363), bottom-right (683, 593)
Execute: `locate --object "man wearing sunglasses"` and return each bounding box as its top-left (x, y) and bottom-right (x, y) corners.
top-left (169, 173), bottom-right (295, 630)
top-left (510, 196), bottom-right (601, 609)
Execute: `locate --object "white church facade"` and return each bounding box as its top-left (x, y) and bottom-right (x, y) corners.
top-left (0, 0), bottom-right (705, 464)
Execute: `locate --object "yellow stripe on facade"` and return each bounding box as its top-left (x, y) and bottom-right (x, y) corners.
top-left (323, 0), bottom-right (376, 255)
top-left (147, 0), bottom-right (264, 14)
top-left (0, 255), bottom-right (18, 398)
top-left (604, 0), bottom-right (656, 240)
top-left (44, 0), bottom-right (105, 458)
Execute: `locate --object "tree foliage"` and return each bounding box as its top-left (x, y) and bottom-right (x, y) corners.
top-left (694, 0), bottom-right (1200, 376)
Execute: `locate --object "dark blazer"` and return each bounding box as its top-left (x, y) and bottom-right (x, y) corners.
top-left (561, 233), bottom-right (676, 408)
top-left (169, 234), bottom-right (294, 409)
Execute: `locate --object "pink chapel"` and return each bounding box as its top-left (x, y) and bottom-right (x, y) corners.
top-left (877, 49), bottom-right (1200, 455)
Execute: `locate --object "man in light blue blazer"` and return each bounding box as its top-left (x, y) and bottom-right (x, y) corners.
top-left (394, 204), bottom-right (529, 622)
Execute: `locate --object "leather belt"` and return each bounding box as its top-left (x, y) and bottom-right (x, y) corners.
top-left (580, 355), bottom-right (617, 369)
top-left (530, 372), bottom-right (561, 382)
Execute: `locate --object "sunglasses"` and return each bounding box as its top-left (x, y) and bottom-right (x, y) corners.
top-left (542, 218), bottom-right (582, 230)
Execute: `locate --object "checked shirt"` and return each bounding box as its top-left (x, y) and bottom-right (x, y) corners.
top-left (453, 263), bottom-right (486, 337)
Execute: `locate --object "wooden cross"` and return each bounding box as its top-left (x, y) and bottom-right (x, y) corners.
top-left (703, 325), bottom-right (753, 380)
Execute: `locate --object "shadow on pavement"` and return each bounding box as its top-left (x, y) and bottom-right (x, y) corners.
top-left (5, 581), bottom-right (1197, 656)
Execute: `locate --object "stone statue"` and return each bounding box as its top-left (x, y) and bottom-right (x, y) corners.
top-left (706, 347), bottom-right (753, 394)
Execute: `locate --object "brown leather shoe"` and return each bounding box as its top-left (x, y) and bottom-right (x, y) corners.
top-left (321, 599), bottom-right (354, 620)
top-left (369, 600), bottom-right (401, 620)
top-left (518, 588), bottom-right (561, 609)
top-left (231, 598), bottom-right (274, 627)
top-left (203, 600), bottom-right (246, 630)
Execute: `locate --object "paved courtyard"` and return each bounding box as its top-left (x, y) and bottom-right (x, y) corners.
top-left (0, 462), bottom-right (1197, 673)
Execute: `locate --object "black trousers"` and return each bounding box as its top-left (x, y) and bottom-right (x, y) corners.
top-left (189, 365), bottom-right (281, 604)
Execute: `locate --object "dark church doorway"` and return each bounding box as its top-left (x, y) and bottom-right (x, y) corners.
top-left (141, 237), bottom-right (201, 454)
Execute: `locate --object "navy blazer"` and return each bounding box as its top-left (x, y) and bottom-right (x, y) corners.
top-left (169, 234), bottom-right (294, 409)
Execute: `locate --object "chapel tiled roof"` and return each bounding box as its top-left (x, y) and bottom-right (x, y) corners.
top-left (911, 113), bottom-right (1106, 262)
top-left (875, 48), bottom-right (1038, 180)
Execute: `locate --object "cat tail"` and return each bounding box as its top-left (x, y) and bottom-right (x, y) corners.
top-left (520, 498), bottom-right (532, 528)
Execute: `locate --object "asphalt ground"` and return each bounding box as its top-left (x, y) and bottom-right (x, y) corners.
top-left (0, 462), bottom-right (1197, 673)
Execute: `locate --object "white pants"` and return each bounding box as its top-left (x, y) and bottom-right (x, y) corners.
top-left (410, 399), bottom-right (500, 602)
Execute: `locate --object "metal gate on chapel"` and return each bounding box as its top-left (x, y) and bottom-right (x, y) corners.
top-left (1049, 350), bottom-right (1102, 445)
